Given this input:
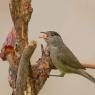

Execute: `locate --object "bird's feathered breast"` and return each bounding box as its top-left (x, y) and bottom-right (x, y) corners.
top-left (48, 39), bottom-right (85, 70)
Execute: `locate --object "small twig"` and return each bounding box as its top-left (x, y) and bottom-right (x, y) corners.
top-left (82, 63), bottom-right (95, 69)
top-left (48, 74), bottom-right (63, 77)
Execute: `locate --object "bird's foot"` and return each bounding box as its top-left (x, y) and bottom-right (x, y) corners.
top-left (48, 73), bottom-right (64, 77)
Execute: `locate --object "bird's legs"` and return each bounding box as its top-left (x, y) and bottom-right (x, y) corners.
top-left (48, 73), bottom-right (65, 77)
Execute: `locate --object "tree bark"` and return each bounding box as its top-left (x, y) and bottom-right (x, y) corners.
top-left (0, 0), bottom-right (95, 95)
top-left (15, 41), bottom-right (37, 95)
top-left (8, 0), bottom-right (53, 95)
top-left (82, 63), bottom-right (95, 69)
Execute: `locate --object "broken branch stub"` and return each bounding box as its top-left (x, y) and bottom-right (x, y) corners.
top-left (15, 41), bottom-right (37, 95)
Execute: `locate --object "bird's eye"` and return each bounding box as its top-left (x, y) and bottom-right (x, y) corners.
top-left (50, 33), bottom-right (59, 37)
top-left (47, 31), bottom-right (60, 37)
top-left (51, 34), bottom-right (55, 36)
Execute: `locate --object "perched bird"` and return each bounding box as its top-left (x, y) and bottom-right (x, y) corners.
top-left (40, 31), bottom-right (95, 84)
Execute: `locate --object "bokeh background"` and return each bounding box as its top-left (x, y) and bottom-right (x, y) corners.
top-left (0, 0), bottom-right (95, 95)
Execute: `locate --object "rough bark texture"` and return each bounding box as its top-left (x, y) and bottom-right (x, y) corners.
top-left (15, 41), bottom-right (37, 95)
top-left (8, 0), bottom-right (34, 94)
top-left (0, 0), bottom-right (95, 95)
top-left (7, 0), bottom-right (53, 95)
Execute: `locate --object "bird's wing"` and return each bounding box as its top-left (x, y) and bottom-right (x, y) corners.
top-left (57, 47), bottom-right (85, 69)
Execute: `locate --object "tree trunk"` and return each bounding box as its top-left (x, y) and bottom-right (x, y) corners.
top-left (0, 0), bottom-right (95, 95)
top-left (8, 0), bottom-right (53, 95)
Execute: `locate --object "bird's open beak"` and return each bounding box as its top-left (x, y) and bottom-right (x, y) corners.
top-left (39, 32), bottom-right (48, 39)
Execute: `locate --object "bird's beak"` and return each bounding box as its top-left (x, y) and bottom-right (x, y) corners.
top-left (39, 32), bottom-right (48, 39)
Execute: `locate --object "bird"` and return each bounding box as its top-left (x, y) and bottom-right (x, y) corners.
top-left (40, 31), bottom-right (95, 84)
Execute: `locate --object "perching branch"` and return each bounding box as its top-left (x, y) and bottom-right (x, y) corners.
top-left (82, 63), bottom-right (95, 69)
top-left (0, 0), bottom-right (95, 95)
top-left (15, 41), bottom-right (53, 95)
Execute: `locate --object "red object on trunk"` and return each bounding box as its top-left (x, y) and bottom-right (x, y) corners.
top-left (0, 52), bottom-right (6, 60)
top-left (4, 27), bottom-right (16, 48)
top-left (0, 27), bottom-right (16, 60)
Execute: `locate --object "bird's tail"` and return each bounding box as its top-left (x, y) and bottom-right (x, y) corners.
top-left (77, 69), bottom-right (95, 84)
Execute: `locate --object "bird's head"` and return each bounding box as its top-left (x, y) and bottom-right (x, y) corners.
top-left (40, 31), bottom-right (62, 46)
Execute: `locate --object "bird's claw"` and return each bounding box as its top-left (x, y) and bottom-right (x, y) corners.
top-left (48, 74), bottom-right (64, 77)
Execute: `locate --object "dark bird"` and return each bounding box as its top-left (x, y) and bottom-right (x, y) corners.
top-left (40, 31), bottom-right (95, 84)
